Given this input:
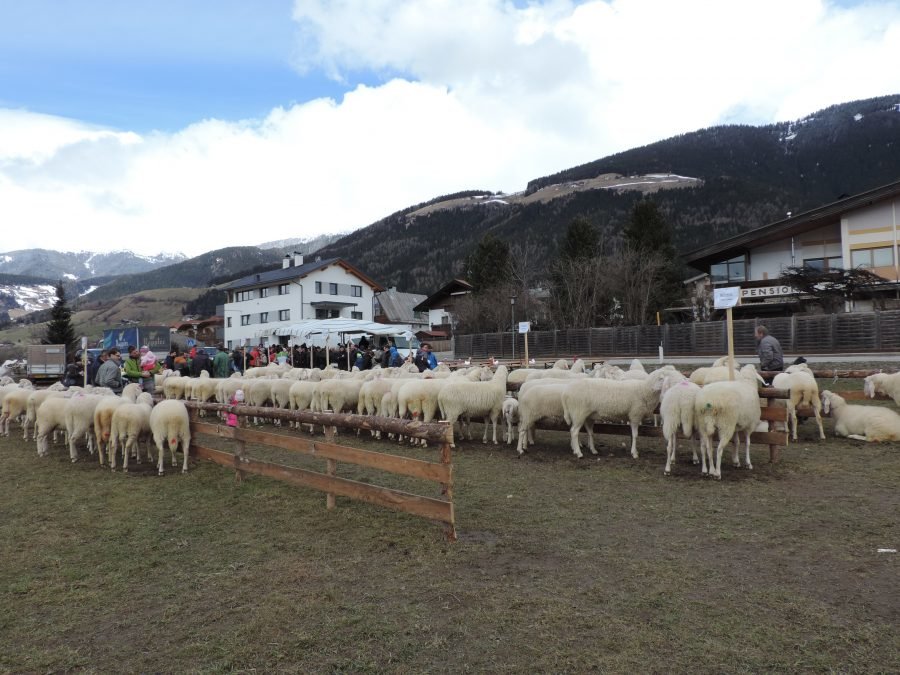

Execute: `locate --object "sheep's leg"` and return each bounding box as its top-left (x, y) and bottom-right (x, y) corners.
top-left (847, 433), bottom-right (868, 441)
top-left (506, 418), bottom-right (513, 445)
top-left (731, 435), bottom-right (741, 468)
top-left (713, 436), bottom-right (729, 479)
top-left (789, 404), bottom-right (799, 441)
top-left (664, 433), bottom-right (675, 475)
top-left (516, 426), bottom-right (528, 454)
top-left (743, 431), bottom-right (753, 470)
top-left (568, 416), bottom-right (586, 458)
top-left (156, 440), bottom-right (166, 475)
top-left (482, 416), bottom-right (490, 444)
top-left (813, 405), bottom-right (826, 440)
top-left (181, 435), bottom-right (190, 473)
top-left (699, 434), bottom-right (710, 475)
top-left (629, 420), bottom-right (639, 459)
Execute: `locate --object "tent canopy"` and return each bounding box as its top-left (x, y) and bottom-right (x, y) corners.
top-left (254, 319), bottom-right (415, 341)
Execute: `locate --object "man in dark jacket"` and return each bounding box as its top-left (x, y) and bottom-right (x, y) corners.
top-left (755, 325), bottom-right (784, 382)
top-left (89, 350), bottom-right (108, 385)
top-left (191, 348), bottom-right (213, 377)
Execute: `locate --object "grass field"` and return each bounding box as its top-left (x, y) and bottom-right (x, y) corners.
top-left (1, 379), bottom-right (898, 673)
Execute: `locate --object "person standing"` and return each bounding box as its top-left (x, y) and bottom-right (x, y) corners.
top-left (89, 350), bottom-right (108, 385)
top-left (755, 325), bottom-right (784, 380)
top-left (124, 345), bottom-right (157, 393)
top-left (413, 343), bottom-right (438, 372)
top-left (191, 347), bottom-right (213, 377)
top-left (213, 346), bottom-right (231, 378)
top-left (95, 348), bottom-right (124, 394)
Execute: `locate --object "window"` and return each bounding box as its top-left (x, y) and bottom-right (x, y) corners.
top-left (278, 309), bottom-right (290, 321)
top-left (226, 317), bottom-right (232, 328)
top-left (315, 308), bottom-right (340, 319)
top-left (803, 256), bottom-right (843, 271)
top-left (240, 314), bottom-right (251, 326)
top-left (851, 246), bottom-right (894, 269)
top-left (259, 312), bottom-right (268, 323)
top-left (227, 340), bottom-right (233, 349)
top-left (351, 311), bottom-right (363, 320)
top-left (329, 283), bottom-right (338, 295)
top-left (315, 281), bottom-right (322, 293)
top-left (710, 255), bottom-right (746, 283)
top-left (260, 287), bottom-right (271, 298)
top-left (351, 285), bottom-right (362, 297)
top-left (235, 290), bottom-right (254, 302)
top-left (278, 283), bottom-right (290, 295)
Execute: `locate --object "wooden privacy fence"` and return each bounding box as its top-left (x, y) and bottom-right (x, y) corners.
top-left (182, 401), bottom-right (457, 541)
top-left (455, 310), bottom-right (900, 359)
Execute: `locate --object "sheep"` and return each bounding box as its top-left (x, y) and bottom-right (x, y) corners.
top-left (93, 384), bottom-right (143, 465)
top-left (438, 365), bottom-right (508, 446)
top-left (693, 365), bottom-right (764, 479)
top-left (0, 386), bottom-right (37, 436)
top-left (516, 380), bottom-right (595, 455)
top-left (691, 363), bottom-right (762, 386)
top-left (23, 389), bottom-right (69, 441)
top-left (190, 376), bottom-right (224, 416)
top-left (108, 392), bottom-right (155, 470)
top-left (561, 366), bottom-right (677, 459)
top-left (149, 399), bottom-right (191, 474)
top-left (65, 391), bottom-right (115, 462)
top-left (863, 372), bottom-right (900, 407)
top-left (654, 371), bottom-right (701, 475)
top-left (502, 397), bottom-right (519, 445)
top-left (591, 363), bottom-right (626, 380)
top-left (771, 364), bottom-right (826, 441)
top-left (35, 394), bottom-right (76, 457)
top-left (288, 380), bottom-right (319, 432)
top-left (821, 390), bottom-right (900, 442)
top-left (621, 358), bottom-right (649, 380)
top-left (163, 376), bottom-right (190, 400)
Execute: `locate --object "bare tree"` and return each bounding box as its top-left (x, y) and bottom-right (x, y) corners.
top-left (613, 245), bottom-right (669, 325)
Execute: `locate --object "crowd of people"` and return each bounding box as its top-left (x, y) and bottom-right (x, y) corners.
top-left (65, 337), bottom-right (441, 393)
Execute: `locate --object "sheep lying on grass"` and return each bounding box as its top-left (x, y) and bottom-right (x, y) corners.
top-left (821, 390), bottom-right (900, 442)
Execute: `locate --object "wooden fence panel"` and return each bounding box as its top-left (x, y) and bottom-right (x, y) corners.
top-left (590, 327), bottom-right (615, 355)
top-left (878, 310), bottom-right (900, 350)
top-left (693, 321), bottom-right (724, 354)
top-left (732, 318), bottom-right (760, 353)
top-left (615, 326), bottom-right (639, 354)
top-left (794, 315), bottom-right (832, 352)
top-left (666, 324), bottom-right (694, 355)
top-left (835, 312), bottom-right (877, 350)
top-left (638, 326), bottom-right (664, 354)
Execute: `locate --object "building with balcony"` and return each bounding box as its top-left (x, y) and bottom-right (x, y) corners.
top-left (222, 253), bottom-right (384, 348)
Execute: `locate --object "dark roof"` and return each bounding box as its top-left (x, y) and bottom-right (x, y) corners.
top-left (413, 279), bottom-right (475, 312)
top-left (683, 179), bottom-right (900, 270)
top-left (222, 257), bottom-right (384, 292)
top-left (375, 288), bottom-right (428, 323)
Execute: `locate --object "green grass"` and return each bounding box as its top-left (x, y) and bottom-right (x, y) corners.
top-left (1, 393), bottom-right (898, 673)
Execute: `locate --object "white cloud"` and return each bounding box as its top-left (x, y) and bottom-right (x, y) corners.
top-left (1, 0), bottom-right (899, 258)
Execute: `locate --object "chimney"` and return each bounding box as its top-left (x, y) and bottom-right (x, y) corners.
top-left (293, 251), bottom-right (304, 267)
top-left (282, 254), bottom-right (291, 269)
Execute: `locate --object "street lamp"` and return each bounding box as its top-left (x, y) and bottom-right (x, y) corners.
top-left (510, 294), bottom-right (517, 360)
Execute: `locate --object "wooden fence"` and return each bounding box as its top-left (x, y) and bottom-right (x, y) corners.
top-left (454, 310), bottom-right (900, 359)
top-left (183, 401), bottom-right (457, 541)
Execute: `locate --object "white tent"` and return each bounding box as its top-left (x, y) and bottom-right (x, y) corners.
top-left (269, 319), bottom-right (415, 342)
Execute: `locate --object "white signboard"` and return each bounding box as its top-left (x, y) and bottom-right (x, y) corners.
top-left (713, 287), bottom-right (741, 309)
top-left (740, 285), bottom-right (796, 299)
top-left (518, 321), bottom-right (531, 334)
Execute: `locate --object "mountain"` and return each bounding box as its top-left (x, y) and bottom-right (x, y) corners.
top-left (314, 95), bottom-right (900, 294)
top-left (0, 273), bottom-right (117, 323)
top-left (0, 249), bottom-right (186, 280)
top-left (258, 233), bottom-right (346, 252)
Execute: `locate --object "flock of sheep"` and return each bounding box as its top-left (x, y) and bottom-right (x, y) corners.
top-left (0, 378), bottom-right (191, 474)
top-left (2, 355), bottom-right (899, 480)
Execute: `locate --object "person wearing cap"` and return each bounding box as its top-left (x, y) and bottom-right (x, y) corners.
top-left (213, 345), bottom-right (231, 378)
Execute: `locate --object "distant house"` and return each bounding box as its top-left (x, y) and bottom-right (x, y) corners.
top-left (373, 287), bottom-right (428, 331)
top-left (222, 253), bottom-right (384, 349)
top-left (683, 179), bottom-right (900, 315)
top-left (412, 279), bottom-right (475, 338)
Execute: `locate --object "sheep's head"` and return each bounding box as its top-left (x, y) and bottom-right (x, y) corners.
top-left (821, 390), bottom-right (840, 414)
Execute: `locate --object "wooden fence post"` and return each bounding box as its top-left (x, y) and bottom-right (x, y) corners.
top-left (439, 422), bottom-right (456, 542)
top-left (323, 421), bottom-right (337, 509)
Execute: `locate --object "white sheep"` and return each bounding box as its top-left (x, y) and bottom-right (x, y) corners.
top-left (561, 366), bottom-right (676, 459)
top-left (693, 365), bottom-right (763, 479)
top-left (821, 390), bottom-right (900, 442)
top-left (65, 391), bottom-right (115, 462)
top-left (0, 385), bottom-right (36, 436)
top-left (654, 371), bottom-right (701, 475)
top-left (515, 380), bottom-right (595, 455)
top-left (93, 384), bottom-right (143, 465)
top-left (771, 365), bottom-right (825, 441)
top-left (23, 389), bottom-right (68, 440)
top-left (863, 372), bottom-right (900, 407)
top-left (150, 399), bottom-right (191, 474)
top-left (108, 392), bottom-right (155, 470)
top-left (502, 396), bottom-right (519, 445)
top-left (438, 365), bottom-right (508, 446)
top-left (35, 394), bottom-right (76, 457)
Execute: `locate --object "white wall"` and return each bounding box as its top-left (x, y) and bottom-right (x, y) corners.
top-left (223, 263), bottom-right (377, 348)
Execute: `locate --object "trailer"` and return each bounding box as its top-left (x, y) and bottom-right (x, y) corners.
top-left (26, 344), bottom-right (67, 382)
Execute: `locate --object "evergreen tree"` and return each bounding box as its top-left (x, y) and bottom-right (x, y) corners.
top-left (465, 234), bottom-right (511, 291)
top-left (45, 281), bottom-right (77, 357)
top-left (558, 216), bottom-right (600, 261)
top-left (620, 199), bottom-right (683, 322)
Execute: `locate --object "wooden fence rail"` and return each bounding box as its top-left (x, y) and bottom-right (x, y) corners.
top-left (182, 401), bottom-right (457, 541)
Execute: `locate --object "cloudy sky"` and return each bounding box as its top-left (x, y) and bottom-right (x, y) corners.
top-left (1, 0), bottom-right (898, 258)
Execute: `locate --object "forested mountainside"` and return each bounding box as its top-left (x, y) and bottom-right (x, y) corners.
top-left (0, 249), bottom-right (185, 279)
top-left (315, 95), bottom-right (900, 294)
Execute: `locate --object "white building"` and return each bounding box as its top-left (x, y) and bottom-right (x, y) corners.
top-left (684, 179), bottom-right (900, 316)
top-left (222, 253), bottom-right (384, 348)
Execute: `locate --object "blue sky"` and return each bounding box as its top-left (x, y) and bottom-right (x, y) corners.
top-left (0, 0), bottom-right (898, 257)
